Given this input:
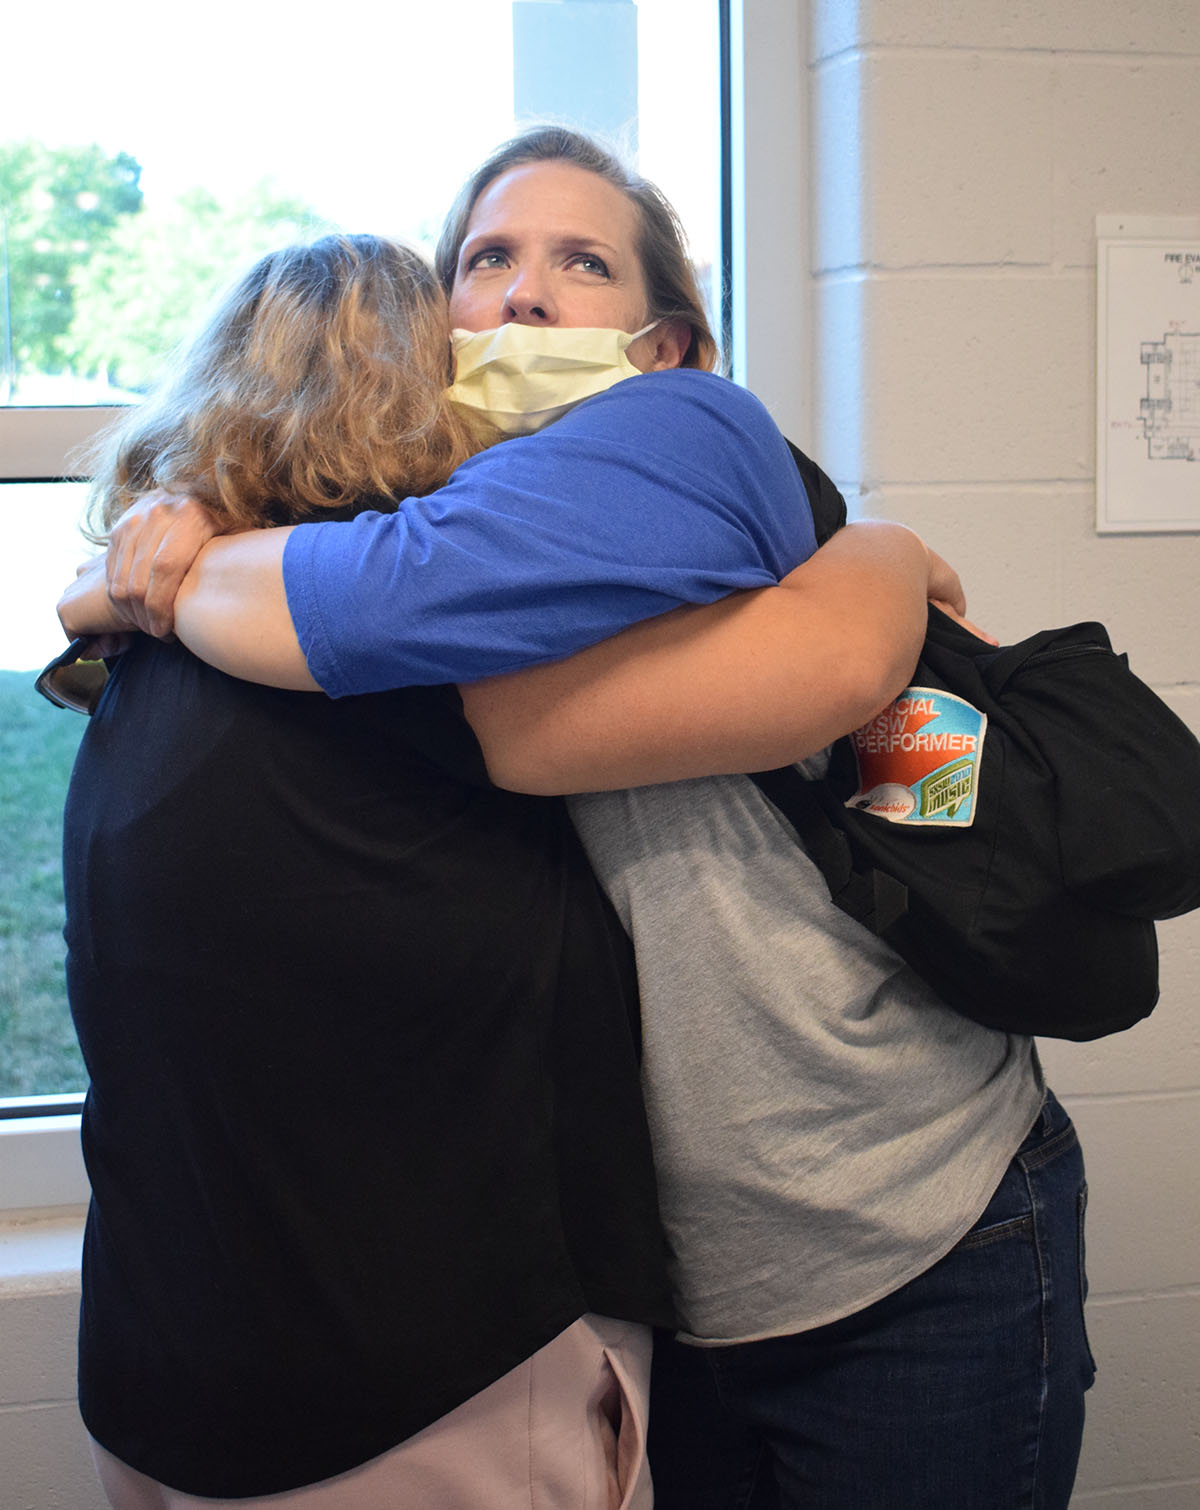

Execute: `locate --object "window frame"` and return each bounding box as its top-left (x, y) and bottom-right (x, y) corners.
top-left (0, 0), bottom-right (811, 1217)
top-left (0, 407), bottom-right (125, 482)
top-left (0, 1097), bottom-right (90, 1213)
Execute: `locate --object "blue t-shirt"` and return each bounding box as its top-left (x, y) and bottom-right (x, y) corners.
top-left (283, 369), bottom-right (817, 695)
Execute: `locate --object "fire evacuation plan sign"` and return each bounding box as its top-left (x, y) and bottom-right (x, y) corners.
top-left (1097, 214), bottom-right (1200, 533)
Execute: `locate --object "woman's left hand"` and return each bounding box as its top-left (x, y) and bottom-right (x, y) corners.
top-left (105, 491), bottom-right (225, 638)
top-left (57, 556), bottom-right (138, 657)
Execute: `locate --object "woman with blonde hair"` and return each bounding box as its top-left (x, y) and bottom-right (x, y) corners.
top-left (64, 233), bottom-right (678, 1509)
top-left (86, 233), bottom-right (487, 532)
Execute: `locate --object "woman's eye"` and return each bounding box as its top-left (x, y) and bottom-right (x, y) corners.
top-left (569, 254), bottom-right (610, 277)
top-left (469, 249), bottom-right (509, 271)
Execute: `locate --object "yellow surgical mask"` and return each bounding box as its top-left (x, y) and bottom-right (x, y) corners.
top-left (447, 321), bottom-right (659, 436)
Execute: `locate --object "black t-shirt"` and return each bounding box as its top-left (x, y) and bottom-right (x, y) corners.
top-left (65, 637), bottom-right (672, 1497)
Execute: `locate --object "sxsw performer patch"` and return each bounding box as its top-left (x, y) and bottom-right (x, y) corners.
top-left (845, 688), bottom-right (987, 826)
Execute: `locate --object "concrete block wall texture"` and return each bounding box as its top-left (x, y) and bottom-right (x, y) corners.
top-left (0, 1282), bottom-right (107, 1508)
top-left (809, 2), bottom-right (1200, 1503)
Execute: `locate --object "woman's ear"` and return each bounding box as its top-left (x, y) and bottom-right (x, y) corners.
top-left (641, 318), bottom-right (692, 371)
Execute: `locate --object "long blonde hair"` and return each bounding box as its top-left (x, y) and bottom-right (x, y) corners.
top-left (87, 234), bottom-right (494, 535)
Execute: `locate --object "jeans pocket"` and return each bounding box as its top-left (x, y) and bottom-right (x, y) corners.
top-left (954, 1213), bottom-right (1033, 1253)
top-left (1016, 1089), bottom-right (1078, 1172)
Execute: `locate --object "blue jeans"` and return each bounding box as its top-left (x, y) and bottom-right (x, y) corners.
top-left (648, 1091), bottom-right (1095, 1510)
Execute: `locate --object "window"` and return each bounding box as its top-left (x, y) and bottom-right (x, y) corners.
top-left (0, 1), bottom-right (726, 1125)
top-left (0, 482), bottom-right (93, 1100)
top-left (1, 2), bottom-right (722, 416)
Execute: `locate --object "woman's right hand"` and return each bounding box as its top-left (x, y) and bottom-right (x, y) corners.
top-left (923, 544), bottom-right (966, 619)
top-left (105, 492), bottom-right (226, 638)
top-left (923, 544), bottom-right (998, 644)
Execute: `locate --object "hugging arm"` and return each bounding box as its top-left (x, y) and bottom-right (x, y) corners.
top-left (61, 508), bottom-right (951, 789)
top-left (60, 504), bottom-right (961, 789)
top-left (66, 380), bottom-right (835, 692)
top-left (170, 529), bottom-right (317, 689)
top-left (58, 519), bottom-right (319, 692)
top-left (461, 521), bottom-right (947, 793)
top-left (58, 387), bottom-right (964, 765)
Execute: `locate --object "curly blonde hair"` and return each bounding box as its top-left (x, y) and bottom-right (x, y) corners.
top-left (86, 234), bottom-right (495, 536)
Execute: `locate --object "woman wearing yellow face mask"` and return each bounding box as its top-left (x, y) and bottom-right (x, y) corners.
top-left (446, 319), bottom-right (664, 434)
top-left (433, 130), bottom-right (1085, 1510)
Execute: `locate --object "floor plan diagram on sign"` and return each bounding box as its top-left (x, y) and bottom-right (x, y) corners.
top-left (1140, 330), bottom-right (1199, 462)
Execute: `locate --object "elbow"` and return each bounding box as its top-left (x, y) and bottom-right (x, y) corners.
top-left (468, 721), bottom-right (566, 797)
top-left (841, 618), bottom-right (923, 726)
top-left (461, 683), bottom-right (579, 796)
top-left (479, 748), bottom-right (562, 797)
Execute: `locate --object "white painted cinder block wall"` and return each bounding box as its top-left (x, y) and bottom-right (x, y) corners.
top-left (807, 4), bottom-right (1200, 1505)
top-left (0, 1262), bottom-right (100, 1509)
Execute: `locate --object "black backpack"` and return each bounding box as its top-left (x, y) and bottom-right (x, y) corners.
top-left (753, 447), bottom-right (1200, 1040)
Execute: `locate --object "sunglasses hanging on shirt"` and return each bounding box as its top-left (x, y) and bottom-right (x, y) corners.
top-left (35, 639), bottom-right (110, 716)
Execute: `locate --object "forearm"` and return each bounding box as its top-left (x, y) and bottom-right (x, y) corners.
top-left (171, 529), bottom-right (320, 691)
top-left (462, 521), bottom-right (932, 794)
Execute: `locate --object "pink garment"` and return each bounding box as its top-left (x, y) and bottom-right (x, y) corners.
top-left (90, 1313), bottom-right (653, 1509)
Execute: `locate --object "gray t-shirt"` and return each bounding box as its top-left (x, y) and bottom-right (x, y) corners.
top-left (569, 769), bottom-right (1044, 1344)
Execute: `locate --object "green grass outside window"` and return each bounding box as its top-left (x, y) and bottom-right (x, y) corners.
top-left (0, 670), bottom-right (87, 1096)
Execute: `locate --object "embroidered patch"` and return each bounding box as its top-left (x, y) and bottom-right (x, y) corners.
top-left (845, 687), bottom-right (987, 827)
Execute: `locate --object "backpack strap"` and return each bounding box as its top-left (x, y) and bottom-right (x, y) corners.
top-left (786, 440), bottom-right (847, 547)
top-left (748, 765), bottom-right (911, 935)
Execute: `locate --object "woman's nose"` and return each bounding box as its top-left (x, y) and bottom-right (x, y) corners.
top-left (502, 270), bottom-right (556, 324)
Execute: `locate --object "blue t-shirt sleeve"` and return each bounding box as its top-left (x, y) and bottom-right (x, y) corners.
top-left (283, 369), bottom-right (818, 695)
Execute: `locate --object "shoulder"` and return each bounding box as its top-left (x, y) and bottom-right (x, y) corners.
top-left (577, 368), bottom-right (777, 435)
top-left (446, 369), bottom-right (793, 495)
top-left (541, 369), bottom-right (792, 473)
